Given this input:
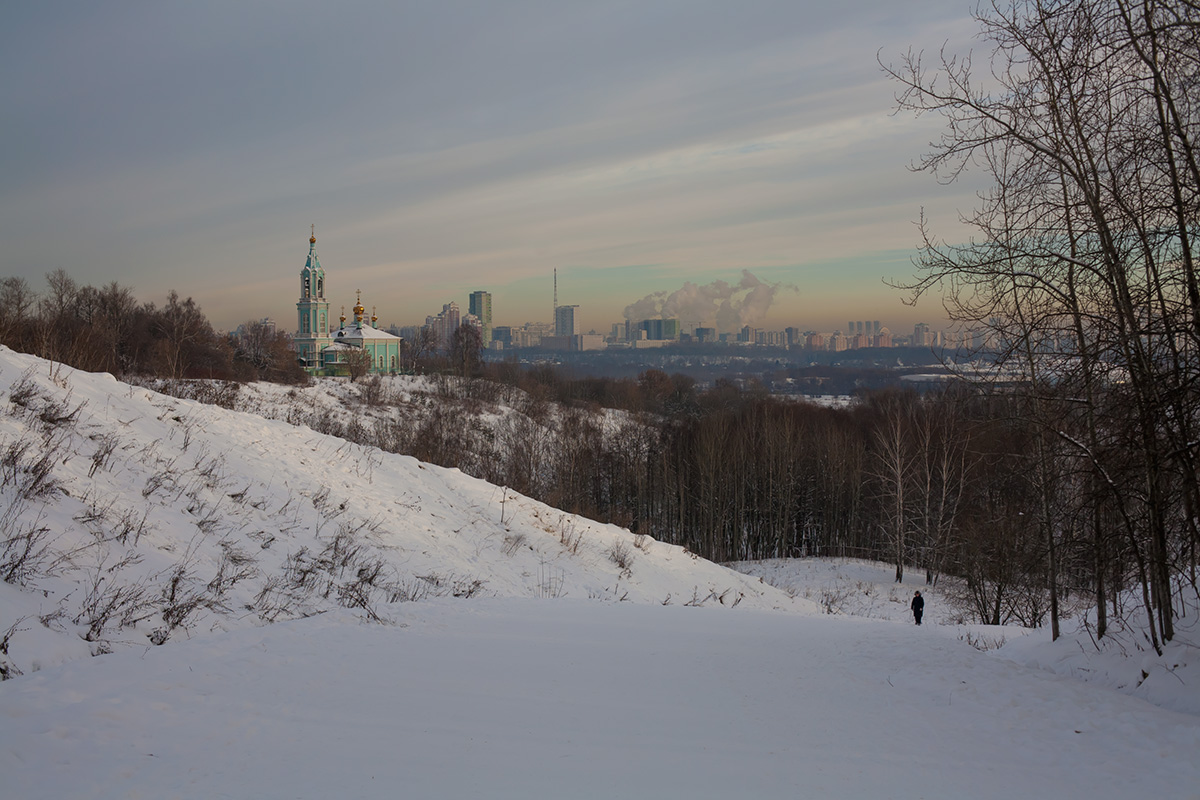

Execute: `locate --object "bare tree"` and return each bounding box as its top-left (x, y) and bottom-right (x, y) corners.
top-left (154, 291), bottom-right (213, 379)
top-left (402, 326), bottom-right (439, 373)
top-left (885, 0), bottom-right (1200, 646)
top-left (0, 277), bottom-right (36, 350)
top-left (450, 323), bottom-right (483, 379)
top-left (344, 347), bottom-right (373, 383)
top-left (911, 389), bottom-right (972, 586)
top-left (868, 392), bottom-right (918, 582)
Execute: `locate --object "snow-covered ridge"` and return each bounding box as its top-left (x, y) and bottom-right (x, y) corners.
top-left (0, 347), bottom-right (800, 678)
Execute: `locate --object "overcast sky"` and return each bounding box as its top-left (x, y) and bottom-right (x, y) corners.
top-left (0, 1), bottom-right (982, 335)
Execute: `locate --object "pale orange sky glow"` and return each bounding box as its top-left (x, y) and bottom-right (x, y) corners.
top-left (2, 2), bottom-right (981, 336)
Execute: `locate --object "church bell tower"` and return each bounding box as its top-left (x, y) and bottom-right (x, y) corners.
top-left (295, 225), bottom-right (332, 371)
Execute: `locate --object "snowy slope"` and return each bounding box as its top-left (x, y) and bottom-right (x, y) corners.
top-left (0, 347), bottom-right (797, 678)
top-left (3, 600), bottom-right (1199, 800)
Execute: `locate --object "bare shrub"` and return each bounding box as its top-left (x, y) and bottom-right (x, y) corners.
top-left (0, 439), bottom-right (63, 500)
top-left (6, 370), bottom-right (38, 410)
top-left (35, 392), bottom-right (84, 430)
top-left (501, 532), bottom-right (527, 557)
top-left (156, 560), bottom-right (222, 641)
top-left (1006, 584), bottom-right (1051, 629)
top-left (0, 616), bottom-right (28, 680)
top-left (960, 631), bottom-right (1007, 652)
top-left (72, 490), bottom-right (116, 535)
top-left (558, 516), bottom-right (584, 554)
top-left (267, 516), bottom-right (395, 619)
top-left (684, 587), bottom-right (718, 607)
top-left (208, 539), bottom-right (258, 596)
top-left (0, 505), bottom-right (55, 585)
top-left (317, 521), bottom-right (370, 580)
top-left (411, 572), bottom-right (487, 599)
top-left (75, 566), bottom-right (154, 642)
top-left (452, 577), bottom-right (485, 598)
top-left (252, 576), bottom-right (310, 622)
top-left (371, 417), bottom-right (410, 453)
top-left (608, 540), bottom-right (635, 576)
top-left (357, 375), bottom-right (396, 407)
top-left (88, 433), bottom-right (120, 477)
top-left (142, 468), bottom-right (177, 498)
top-left (282, 546), bottom-right (321, 593)
top-left (113, 505), bottom-right (153, 546)
top-left (538, 559), bottom-right (566, 598)
top-left (389, 577), bottom-right (434, 603)
top-left (819, 583), bottom-right (854, 615)
top-left (247, 529), bottom-right (276, 549)
top-left (193, 450), bottom-right (228, 490)
top-left (336, 557), bottom-right (390, 621)
top-left (155, 379), bottom-right (242, 410)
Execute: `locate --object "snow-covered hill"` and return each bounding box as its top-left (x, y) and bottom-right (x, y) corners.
top-left (1, 348), bottom-right (1198, 798)
top-left (0, 347), bottom-right (796, 679)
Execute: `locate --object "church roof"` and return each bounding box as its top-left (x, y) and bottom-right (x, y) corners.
top-left (332, 324), bottom-right (402, 342)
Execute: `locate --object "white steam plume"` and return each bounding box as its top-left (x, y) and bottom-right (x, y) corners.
top-left (622, 270), bottom-right (786, 333)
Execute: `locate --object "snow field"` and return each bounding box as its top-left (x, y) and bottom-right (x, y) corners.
top-left (3, 599), bottom-right (1198, 799)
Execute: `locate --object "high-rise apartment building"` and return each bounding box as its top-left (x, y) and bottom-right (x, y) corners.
top-left (554, 305), bottom-right (579, 337)
top-left (913, 322), bottom-right (932, 347)
top-left (468, 290), bottom-right (492, 347)
top-left (426, 302), bottom-right (461, 350)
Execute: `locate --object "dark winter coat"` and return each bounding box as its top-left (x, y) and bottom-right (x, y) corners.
top-left (911, 595), bottom-right (924, 613)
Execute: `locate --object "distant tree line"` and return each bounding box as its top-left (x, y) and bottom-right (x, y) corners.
top-left (0, 270), bottom-right (306, 384)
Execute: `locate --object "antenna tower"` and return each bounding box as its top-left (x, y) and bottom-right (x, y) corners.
top-left (554, 268), bottom-right (558, 314)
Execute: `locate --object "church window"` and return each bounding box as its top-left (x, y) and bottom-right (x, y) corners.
top-left (303, 275), bottom-right (310, 297)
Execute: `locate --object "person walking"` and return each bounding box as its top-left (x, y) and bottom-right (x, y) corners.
top-left (911, 591), bottom-right (924, 625)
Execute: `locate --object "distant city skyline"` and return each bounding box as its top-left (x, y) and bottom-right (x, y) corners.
top-left (1, 2), bottom-right (984, 336)
top-left (289, 240), bottom-right (954, 339)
